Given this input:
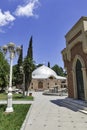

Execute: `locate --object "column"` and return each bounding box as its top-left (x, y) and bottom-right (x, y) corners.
top-left (82, 67), bottom-right (87, 101)
top-left (71, 69), bottom-right (77, 99)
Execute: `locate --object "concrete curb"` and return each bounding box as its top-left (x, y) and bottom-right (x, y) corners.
top-left (0, 100), bottom-right (33, 104)
top-left (20, 102), bottom-right (34, 130)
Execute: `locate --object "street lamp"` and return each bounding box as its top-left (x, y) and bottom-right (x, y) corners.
top-left (2, 42), bottom-right (21, 112)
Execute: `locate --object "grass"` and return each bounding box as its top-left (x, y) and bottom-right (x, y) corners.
top-left (13, 94), bottom-right (34, 100)
top-left (0, 93), bottom-right (34, 100)
top-left (0, 104), bottom-right (31, 130)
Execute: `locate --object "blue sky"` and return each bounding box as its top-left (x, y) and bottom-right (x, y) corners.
top-left (0, 0), bottom-right (87, 68)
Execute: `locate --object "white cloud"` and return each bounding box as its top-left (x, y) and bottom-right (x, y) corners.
top-left (0, 9), bottom-right (15, 27)
top-left (14, 0), bottom-right (40, 17)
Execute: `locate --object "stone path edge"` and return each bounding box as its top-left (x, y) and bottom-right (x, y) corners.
top-left (20, 102), bottom-right (34, 130)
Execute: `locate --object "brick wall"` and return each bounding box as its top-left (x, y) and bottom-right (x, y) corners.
top-left (64, 42), bottom-right (87, 98)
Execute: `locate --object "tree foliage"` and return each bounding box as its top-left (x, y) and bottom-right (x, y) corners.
top-left (27, 36), bottom-right (33, 60)
top-left (23, 57), bottom-right (35, 91)
top-left (24, 36), bottom-right (35, 91)
top-left (12, 36), bottom-right (36, 93)
top-left (13, 45), bottom-right (23, 86)
top-left (52, 64), bottom-right (66, 76)
top-left (36, 64), bottom-right (43, 68)
top-left (48, 62), bottom-right (50, 68)
top-left (0, 51), bottom-right (9, 90)
top-left (18, 45), bottom-right (23, 67)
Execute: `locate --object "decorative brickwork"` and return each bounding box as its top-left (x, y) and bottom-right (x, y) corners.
top-left (68, 30), bottom-right (82, 44)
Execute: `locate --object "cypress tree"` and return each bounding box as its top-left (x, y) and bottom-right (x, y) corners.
top-left (24, 36), bottom-right (35, 94)
top-left (14, 45), bottom-right (23, 86)
top-left (27, 36), bottom-right (33, 59)
top-left (18, 45), bottom-right (23, 66)
top-left (48, 62), bottom-right (50, 68)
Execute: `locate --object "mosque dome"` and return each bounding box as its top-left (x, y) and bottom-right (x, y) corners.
top-left (32, 65), bottom-right (66, 79)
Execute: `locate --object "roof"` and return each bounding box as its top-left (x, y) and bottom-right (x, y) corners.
top-left (65, 16), bottom-right (87, 38)
top-left (32, 65), bottom-right (66, 80)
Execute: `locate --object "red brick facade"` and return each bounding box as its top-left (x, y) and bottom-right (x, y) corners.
top-left (64, 42), bottom-right (87, 98)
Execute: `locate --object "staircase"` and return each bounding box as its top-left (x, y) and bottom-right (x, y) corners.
top-left (61, 98), bottom-right (87, 114)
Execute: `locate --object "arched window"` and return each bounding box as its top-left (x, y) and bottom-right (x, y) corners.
top-left (38, 81), bottom-right (43, 89)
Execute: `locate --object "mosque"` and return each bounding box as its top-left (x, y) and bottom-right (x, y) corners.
top-left (62, 16), bottom-right (87, 101)
top-left (29, 65), bottom-right (67, 91)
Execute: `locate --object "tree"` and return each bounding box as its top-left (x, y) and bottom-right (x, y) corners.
top-left (36, 64), bottom-right (43, 68)
top-left (13, 45), bottom-right (23, 86)
top-left (23, 57), bottom-right (35, 91)
top-left (12, 64), bottom-right (19, 86)
top-left (24, 36), bottom-right (35, 94)
top-left (27, 36), bottom-right (33, 60)
top-left (48, 62), bottom-right (50, 68)
top-left (52, 64), bottom-right (66, 76)
top-left (17, 45), bottom-right (23, 85)
top-left (18, 45), bottom-right (23, 67)
top-left (0, 50), bottom-right (9, 91)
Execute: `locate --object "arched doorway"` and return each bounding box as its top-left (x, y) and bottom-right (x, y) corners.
top-left (76, 59), bottom-right (84, 100)
top-left (38, 81), bottom-right (43, 89)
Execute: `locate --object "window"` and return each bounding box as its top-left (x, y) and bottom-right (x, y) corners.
top-left (49, 76), bottom-right (53, 80)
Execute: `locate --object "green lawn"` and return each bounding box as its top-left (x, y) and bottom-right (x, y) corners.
top-left (0, 93), bottom-right (33, 100)
top-left (0, 104), bottom-right (31, 130)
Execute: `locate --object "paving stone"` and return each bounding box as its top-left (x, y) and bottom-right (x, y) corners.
top-left (22, 92), bottom-right (87, 130)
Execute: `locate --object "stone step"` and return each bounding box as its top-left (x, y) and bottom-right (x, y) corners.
top-left (61, 98), bottom-right (87, 114)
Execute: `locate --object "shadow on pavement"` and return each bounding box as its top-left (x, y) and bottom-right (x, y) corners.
top-left (50, 98), bottom-right (80, 112)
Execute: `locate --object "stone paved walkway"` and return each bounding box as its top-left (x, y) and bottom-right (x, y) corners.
top-left (23, 92), bottom-right (87, 130)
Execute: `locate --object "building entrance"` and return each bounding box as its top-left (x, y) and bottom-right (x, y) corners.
top-left (38, 81), bottom-right (43, 89)
top-left (76, 59), bottom-right (84, 100)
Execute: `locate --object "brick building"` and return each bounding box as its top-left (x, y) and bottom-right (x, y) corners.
top-left (29, 65), bottom-right (66, 91)
top-left (62, 17), bottom-right (87, 101)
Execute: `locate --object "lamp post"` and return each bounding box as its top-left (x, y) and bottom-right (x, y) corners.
top-left (2, 42), bottom-right (21, 113)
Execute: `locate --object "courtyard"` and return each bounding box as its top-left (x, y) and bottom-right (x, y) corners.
top-left (22, 92), bottom-right (87, 130)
